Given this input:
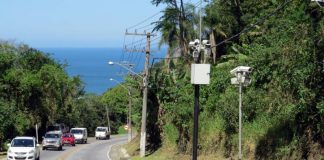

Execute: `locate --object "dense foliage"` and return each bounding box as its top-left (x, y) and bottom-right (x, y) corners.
top-left (0, 42), bottom-right (123, 150)
top-left (112, 0), bottom-right (323, 159)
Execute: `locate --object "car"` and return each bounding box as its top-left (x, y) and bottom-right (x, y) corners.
top-left (70, 128), bottom-right (87, 144)
top-left (7, 136), bottom-right (40, 160)
top-left (62, 133), bottom-right (75, 146)
top-left (46, 123), bottom-right (69, 134)
top-left (42, 131), bottom-right (63, 150)
top-left (95, 127), bottom-right (110, 140)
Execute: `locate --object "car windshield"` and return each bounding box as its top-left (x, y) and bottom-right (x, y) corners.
top-left (11, 139), bottom-right (34, 147)
top-left (71, 129), bottom-right (83, 134)
top-left (47, 126), bottom-right (60, 131)
top-left (96, 128), bottom-right (106, 132)
top-left (45, 133), bottom-right (60, 138)
top-left (62, 134), bottom-right (72, 138)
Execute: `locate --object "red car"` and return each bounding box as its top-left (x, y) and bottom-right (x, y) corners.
top-left (62, 133), bottom-right (75, 146)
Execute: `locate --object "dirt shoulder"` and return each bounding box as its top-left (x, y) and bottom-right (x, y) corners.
top-left (110, 143), bottom-right (131, 160)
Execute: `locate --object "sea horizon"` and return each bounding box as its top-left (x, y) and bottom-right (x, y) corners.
top-left (38, 47), bottom-right (167, 95)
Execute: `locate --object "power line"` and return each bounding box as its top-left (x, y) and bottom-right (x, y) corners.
top-left (211, 0), bottom-right (293, 48)
top-left (126, 11), bottom-right (162, 30)
top-left (124, 37), bottom-right (146, 48)
top-left (118, 35), bottom-right (127, 74)
top-left (136, 23), bottom-right (155, 31)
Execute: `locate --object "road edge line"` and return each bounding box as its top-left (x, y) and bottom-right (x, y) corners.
top-left (106, 140), bottom-right (127, 160)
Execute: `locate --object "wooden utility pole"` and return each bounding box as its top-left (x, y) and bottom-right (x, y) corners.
top-left (125, 31), bottom-right (155, 157)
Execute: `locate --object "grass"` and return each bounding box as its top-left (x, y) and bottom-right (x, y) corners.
top-left (123, 105), bottom-right (322, 159)
top-left (117, 125), bottom-right (127, 134)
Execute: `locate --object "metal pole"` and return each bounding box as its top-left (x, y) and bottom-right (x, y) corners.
top-left (199, 0), bottom-right (202, 43)
top-left (193, 2), bottom-right (202, 159)
top-left (140, 32), bottom-right (151, 157)
top-left (35, 124), bottom-right (38, 144)
top-left (239, 82), bottom-right (242, 160)
top-left (109, 78), bottom-right (132, 142)
top-left (106, 105), bottom-right (111, 133)
top-left (128, 89), bottom-right (132, 142)
top-left (193, 84), bottom-right (200, 160)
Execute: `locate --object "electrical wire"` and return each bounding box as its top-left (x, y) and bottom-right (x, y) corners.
top-left (126, 11), bottom-right (162, 30)
top-left (211, 0), bottom-right (293, 48)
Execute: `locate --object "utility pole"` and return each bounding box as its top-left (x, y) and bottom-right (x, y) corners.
top-left (35, 124), bottom-right (38, 144)
top-left (109, 78), bottom-right (133, 142)
top-left (105, 105), bottom-right (111, 133)
top-left (189, 1), bottom-right (211, 159)
top-left (127, 88), bottom-right (132, 142)
top-left (193, 1), bottom-right (201, 159)
top-left (125, 31), bottom-right (155, 157)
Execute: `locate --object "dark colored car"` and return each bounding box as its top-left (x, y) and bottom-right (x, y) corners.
top-left (61, 133), bottom-right (75, 146)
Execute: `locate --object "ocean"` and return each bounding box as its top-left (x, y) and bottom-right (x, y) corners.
top-left (38, 48), bottom-right (166, 95)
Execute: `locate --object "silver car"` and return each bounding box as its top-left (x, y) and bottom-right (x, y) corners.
top-left (42, 131), bottom-right (63, 150)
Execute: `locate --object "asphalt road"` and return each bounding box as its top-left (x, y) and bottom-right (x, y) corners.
top-left (40, 135), bottom-right (127, 160)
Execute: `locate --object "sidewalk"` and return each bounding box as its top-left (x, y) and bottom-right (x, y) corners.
top-left (109, 144), bottom-right (131, 160)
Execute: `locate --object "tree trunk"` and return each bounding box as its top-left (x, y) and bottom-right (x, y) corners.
top-left (177, 0), bottom-right (187, 56)
top-left (233, 0), bottom-right (244, 31)
top-left (210, 30), bottom-right (217, 64)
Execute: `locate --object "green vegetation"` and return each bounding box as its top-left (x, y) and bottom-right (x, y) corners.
top-left (118, 126), bottom-right (128, 134)
top-left (105, 0), bottom-right (324, 159)
top-left (0, 0), bottom-right (322, 159)
top-left (0, 42), bottom-right (127, 150)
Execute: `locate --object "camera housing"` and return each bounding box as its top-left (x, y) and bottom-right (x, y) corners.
top-left (194, 39), bottom-right (200, 45)
top-left (230, 66), bottom-right (252, 75)
top-left (202, 40), bottom-right (209, 45)
top-left (189, 41), bottom-right (196, 47)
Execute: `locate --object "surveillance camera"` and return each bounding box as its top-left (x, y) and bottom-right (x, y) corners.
top-left (202, 40), bottom-right (209, 45)
top-left (230, 66), bottom-right (252, 75)
top-left (194, 39), bottom-right (200, 45)
top-left (189, 41), bottom-right (196, 47)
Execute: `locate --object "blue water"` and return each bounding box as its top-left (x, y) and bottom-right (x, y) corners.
top-left (39, 48), bottom-right (166, 95)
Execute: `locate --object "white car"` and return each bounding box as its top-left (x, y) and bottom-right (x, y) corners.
top-left (70, 128), bottom-right (87, 144)
top-left (7, 136), bottom-right (40, 160)
top-left (95, 127), bottom-right (110, 140)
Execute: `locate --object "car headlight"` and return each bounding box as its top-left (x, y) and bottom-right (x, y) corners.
top-left (28, 150), bottom-right (35, 154)
top-left (8, 149), bottom-right (12, 154)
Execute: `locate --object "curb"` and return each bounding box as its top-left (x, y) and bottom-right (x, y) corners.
top-left (0, 152), bottom-right (6, 160)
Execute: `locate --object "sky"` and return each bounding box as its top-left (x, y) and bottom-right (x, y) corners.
top-left (0, 0), bottom-right (166, 48)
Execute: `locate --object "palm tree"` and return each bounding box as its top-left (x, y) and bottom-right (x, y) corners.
top-left (152, 0), bottom-right (192, 57)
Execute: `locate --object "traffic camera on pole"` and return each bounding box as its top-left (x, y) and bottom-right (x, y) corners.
top-left (230, 66), bottom-right (252, 160)
top-left (230, 66), bottom-right (252, 86)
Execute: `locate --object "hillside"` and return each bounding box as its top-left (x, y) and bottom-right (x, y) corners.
top-left (106, 0), bottom-right (323, 159)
